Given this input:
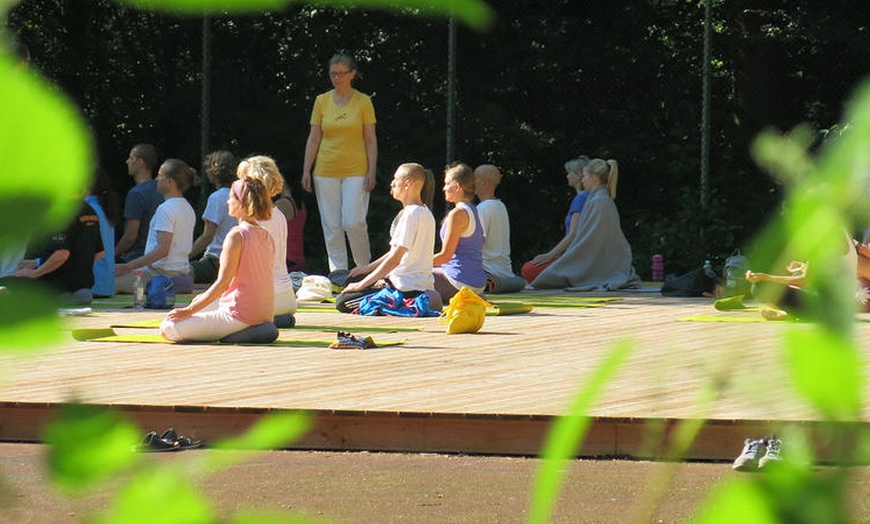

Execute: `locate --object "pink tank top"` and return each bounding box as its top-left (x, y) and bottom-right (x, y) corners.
top-left (220, 221), bottom-right (275, 324)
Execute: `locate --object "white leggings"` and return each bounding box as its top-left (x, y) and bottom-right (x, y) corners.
top-left (160, 301), bottom-right (248, 342)
top-left (313, 175), bottom-right (371, 272)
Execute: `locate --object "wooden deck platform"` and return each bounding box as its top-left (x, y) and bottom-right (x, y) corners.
top-left (1, 290), bottom-right (868, 461)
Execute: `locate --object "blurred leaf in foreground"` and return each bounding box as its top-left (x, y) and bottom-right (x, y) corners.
top-left (112, 0), bottom-right (492, 29)
top-left (529, 340), bottom-right (632, 524)
top-left (43, 403), bottom-right (140, 492)
top-left (95, 468), bottom-right (214, 524)
top-left (0, 280), bottom-right (62, 352)
top-left (0, 50), bottom-right (92, 247)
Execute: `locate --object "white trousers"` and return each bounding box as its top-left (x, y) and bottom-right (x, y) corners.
top-left (160, 301), bottom-right (248, 342)
top-left (313, 176), bottom-right (371, 272)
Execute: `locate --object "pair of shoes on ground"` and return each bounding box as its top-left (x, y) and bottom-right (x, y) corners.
top-left (732, 435), bottom-right (782, 471)
top-left (329, 331), bottom-right (376, 350)
top-left (133, 428), bottom-right (202, 452)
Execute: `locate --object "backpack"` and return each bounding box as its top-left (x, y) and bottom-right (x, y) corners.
top-left (145, 275), bottom-right (176, 309)
top-left (661, 266), bottom-right (718, 297)
top-left (722, 249), bottom-right (751, 297)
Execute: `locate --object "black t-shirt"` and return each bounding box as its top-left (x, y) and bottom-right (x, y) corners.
top-left (39, 202), bottom-right (104, 293)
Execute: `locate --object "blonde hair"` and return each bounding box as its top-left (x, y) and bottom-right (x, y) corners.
top-left (231, 178), bottom-right (272, 221)
top-left (584, 158), bottom-right (619, 199)
top-left (238, 155), bottom-right (284, 198)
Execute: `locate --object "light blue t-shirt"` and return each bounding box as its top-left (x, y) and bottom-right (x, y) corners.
top-left (202, 187), bottom-right (236, 258)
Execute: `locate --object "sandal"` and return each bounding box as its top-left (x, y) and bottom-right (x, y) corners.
top-left (160, 428), bottom-right (203, 450)
top-left (132, 431), bottom-right (180, 452)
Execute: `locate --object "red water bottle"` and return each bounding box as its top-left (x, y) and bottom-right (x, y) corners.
top-left (652, 254), bottom-right (664, 282)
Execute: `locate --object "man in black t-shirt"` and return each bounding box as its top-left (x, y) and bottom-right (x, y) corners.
top-left (3, 202), bottom-right (104, 303)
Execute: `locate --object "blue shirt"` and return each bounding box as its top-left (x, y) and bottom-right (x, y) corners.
top-left (565, 192), bottom-right (588, 232)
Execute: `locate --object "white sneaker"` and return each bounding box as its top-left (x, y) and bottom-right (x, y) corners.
top-left (758, 436), bottom-right (783, 469)
top-left (732, 438), bottom-right (766, 471)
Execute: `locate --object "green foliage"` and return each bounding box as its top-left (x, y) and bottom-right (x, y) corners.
top-left (528, 340), bottom-right (632, 523)
top-left (205, 411), bottom-right (312, 469)
top-left (95, 468), bottom-right (214, 524)
top-left (113, 0), bottom-right (491, 30)
top-left (0, 40), bottom-right (91, 351)
top-left (43, 404), bottom-right (141, 492)
top-left (0, 280), bottom-right (62, 352)
top-left (0, 52), bottom-right (91, 246)
top-left (3, 0), bottom-right (870, 521)
top-left (784, 328), bottom-right (862, 420)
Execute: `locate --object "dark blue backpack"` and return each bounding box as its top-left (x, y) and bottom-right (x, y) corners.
top-left (145, 275), bottom-right (176, 309)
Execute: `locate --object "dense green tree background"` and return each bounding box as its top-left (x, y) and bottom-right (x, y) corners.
top-left (6, 0), bottom-right (869, 276)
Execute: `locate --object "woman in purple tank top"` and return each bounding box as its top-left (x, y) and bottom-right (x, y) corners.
top-left (433, 163), bottom-right (486, 303)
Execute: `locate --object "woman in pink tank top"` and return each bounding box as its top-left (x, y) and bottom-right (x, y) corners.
top-left (161, 175), bottom-right (275, 342)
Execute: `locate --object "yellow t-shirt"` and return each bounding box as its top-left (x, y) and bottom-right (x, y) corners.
top-left (310, 89), bottom-right (377, 178)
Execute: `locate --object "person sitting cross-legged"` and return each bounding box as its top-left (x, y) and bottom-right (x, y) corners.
top-left (160, 176), bottom-right (276, 342)
top-left (335, 163), bottom-right (443, 314)
top-left (474, 164), bottom-right (526, 294)
top-left (115, 159), bottom-right (198, 294)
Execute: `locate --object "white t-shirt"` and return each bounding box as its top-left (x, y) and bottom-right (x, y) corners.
top-left (477, 199), bottom-right (515, 278)
top-left (147, 197), bottom-right (195, 274)
top-left (389, 204), bottom-right (436, 291)
top-left (259, 207), bottom-right (297, 314)
top-left (203, 187), bottom-right (236, 258)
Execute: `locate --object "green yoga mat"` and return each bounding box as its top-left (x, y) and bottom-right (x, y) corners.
top-left (487, 302), bottom-right (533, 315)
top-left (72, 328), bottom-right (406, 347)
top-left (109, 319), bottom-right (425, 332)
top-left (713, 295), bottom-right (759, 312)
top-left (484, 297), bottom-right (620, 309)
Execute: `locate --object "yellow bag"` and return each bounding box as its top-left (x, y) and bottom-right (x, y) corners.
top-left (438, 287), bottom-right (492, 334)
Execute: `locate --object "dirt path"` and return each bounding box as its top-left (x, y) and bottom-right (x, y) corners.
top-left (2, 444), bottom-right (870, 523)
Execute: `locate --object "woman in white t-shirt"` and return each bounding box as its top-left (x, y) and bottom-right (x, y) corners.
top-left (115, 159), bottom-right (197, 294)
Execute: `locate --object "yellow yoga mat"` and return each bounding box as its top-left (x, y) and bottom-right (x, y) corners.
top-left (72, 328), bottom-right (406, 347)
top-left (108, 319), bottom-right (425, 332)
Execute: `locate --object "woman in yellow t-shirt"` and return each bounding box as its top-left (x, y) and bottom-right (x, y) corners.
top-left (302, 53), bottom-right (377, 282)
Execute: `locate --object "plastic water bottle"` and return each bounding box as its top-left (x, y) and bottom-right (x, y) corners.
top-left (703, 259), bottom-right (716, 278)
top-left (651, 254), bottom-right (664, 282)
top-left (133, 270), bottom-right (145, 310)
